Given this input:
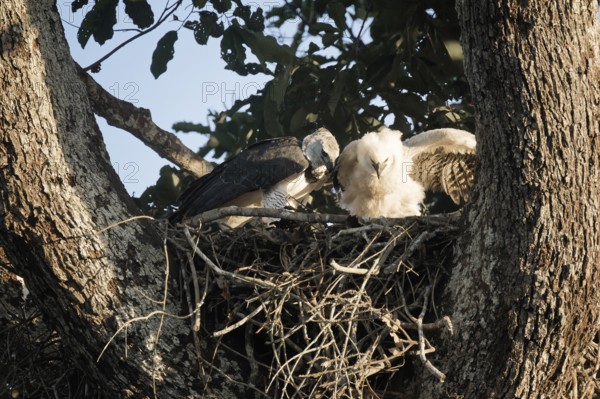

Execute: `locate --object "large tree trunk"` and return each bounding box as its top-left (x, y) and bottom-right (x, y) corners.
top-left (423, 1), bottom-right (600, 397)
top-left (0, 1), bottom-right (225, 397)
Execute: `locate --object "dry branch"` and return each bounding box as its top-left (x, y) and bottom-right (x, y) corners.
top-left (179, 205), bottom-right (461, 228)
top-left (77, 65), bottom-right (212, 177)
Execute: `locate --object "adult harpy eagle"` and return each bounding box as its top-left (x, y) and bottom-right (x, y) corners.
top-left (334, 128), bottom-right (476, 218)
top-left (169, 128), bottom-right (340, 227)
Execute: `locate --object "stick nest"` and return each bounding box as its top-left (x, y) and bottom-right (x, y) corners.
top-left (170, 212), bottom-right (461, 398)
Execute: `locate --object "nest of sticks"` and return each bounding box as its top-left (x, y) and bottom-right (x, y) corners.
top-left (169, 207), bottom-right (461, 398)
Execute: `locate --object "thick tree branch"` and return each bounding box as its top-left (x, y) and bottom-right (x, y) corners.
top-left (76, 64), bottom-right (213, 177)
top-left (176, 205), bottom-right (461, 227)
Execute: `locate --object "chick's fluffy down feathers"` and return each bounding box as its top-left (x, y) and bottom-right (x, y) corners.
top-left (335, 129), bottom-right (424, 217)
top-left (335, 128), bottom-right (476, 218)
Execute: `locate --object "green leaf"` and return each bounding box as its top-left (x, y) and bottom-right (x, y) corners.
top-left (265, 77), bottom-right (287, 109)
top-left (233, 21), bottom-right (294, 65)
top-left (155, 165), bottom-right (181, 199)
top-left (192, 0), bottom-right (209, 7)
top-left (322, 31), bottom-right (338, 47)
top-left (263, 103), bottom-right (284, 137)
top-left (150, 30), bottom-right (178, 79)
top-left (247, 8), bottom-right (265, 32)
top-left (136, 166), bottom-right (182, 215)
top-left (244, 63), bottom-right (270, 74)
top-left (194, 11), bottom-right (223, 44)
top-left (183, 20), bottom-right (197, 30)
top-left (328, 69), bottom-right (353, 116)
top-left (210, 0), bottom-right (231, 13)
top-left (71, 0), bottom-right (89, 12)
top-left (221, 26), bottom-right (247, 75)
top-left (262, 75), bottom-right (289, 137)
top-left (308, 42), bottom-right (320, 54)
top-left (327, 2), bottom-right (346, 30)
top-left (354, 5), bottom-right (367, 20)
top-left (123, 0), bottom-right (154, 29)
top-left (308, 22), bottom-right (337, 35)
top-left (289, 107), bottom-right (310, 133)
top-left (233, 5), bottom-right (264, 31)
top-left (233, 4), bottom-right (251, 20)
top-left (77, 0), bottom-right (118, 48)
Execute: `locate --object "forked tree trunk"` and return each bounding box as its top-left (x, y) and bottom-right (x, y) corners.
top-left (419, 1), bottom-right (599, 397)
top-left (0, 1), bottom-right (239, 397)
top-left (2, 0), bottom-right (598, 398)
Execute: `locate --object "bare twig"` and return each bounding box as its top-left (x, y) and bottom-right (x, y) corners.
top-left (176, 206), bottom-right (462, 227)
top-left (187, 206), bottom-right (350, 225)
top-left (416, 287), bottom-right (446, 382)
top-left (183, 226), bottom-right (277, 289)
top-left (330, 259), bottom-right (370, 275)
top-left (185, 251), bottom-right (202, 331)
top-left (97, 309), bottom-right (196, 362)
top-left (332, 224), bottom-right (387, 239)
top-left (213, 304), bottom-right (265, 337)
top-left (383, 226), bottom-right (454, 275)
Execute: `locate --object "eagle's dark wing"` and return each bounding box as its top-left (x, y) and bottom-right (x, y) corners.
top-left (170, 137), bottom-right (309, 222)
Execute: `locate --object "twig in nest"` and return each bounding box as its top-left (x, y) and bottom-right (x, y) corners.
top-left (185, 251), bottom-right (202, 332)
top-left (374, 228), bottom-right (411, 274)
top-left (176, 206), bottom-right (462, 227)
top-left (196, 355), bottom-right (271, 398)
top-left (376, 308), bottom-right (452, 332)
top-left (330, 259), bottom-right (370, 275)
top-left (187, 206), bottom-right (349, 225)
top-left (183, 226), bottom-right (277, 289)
top-left (213, 304), bottom-right (266, 337)
top-left (332, 224), bottom-right (387, 239)
top-left (415, 287), bottom-right (446, 382)
top-left (97, 309), bottom-right (197, 362)
top-left (383, 227), bottom-right (451, 275)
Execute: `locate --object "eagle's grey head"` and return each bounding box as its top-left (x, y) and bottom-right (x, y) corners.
top-left (302, 128), bottom-right (340, 180)
top-left (356, 129), bottom-right (403, 179)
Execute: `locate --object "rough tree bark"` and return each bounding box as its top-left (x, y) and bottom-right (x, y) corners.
top-left (0, 1), bottom-right (245, 398)
top-left (419, 1), bottom-right (599, 398)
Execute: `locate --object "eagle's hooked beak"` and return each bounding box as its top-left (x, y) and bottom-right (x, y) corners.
top-left (371, 158), bottom-right (390, 179)
top-left (325, 156), bottom-right (335, 173)
top-left (320, 149), bottom-right (335, 173)
top-left (372, 161), bottom-right (381, 179)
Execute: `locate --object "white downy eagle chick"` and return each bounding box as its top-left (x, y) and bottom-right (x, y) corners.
top-left (335, 128), bottom-right (476, 218)
top-left (170, 128), bottom-right (340, 227)
top-left (335, 129), bottom-right (424, 217)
